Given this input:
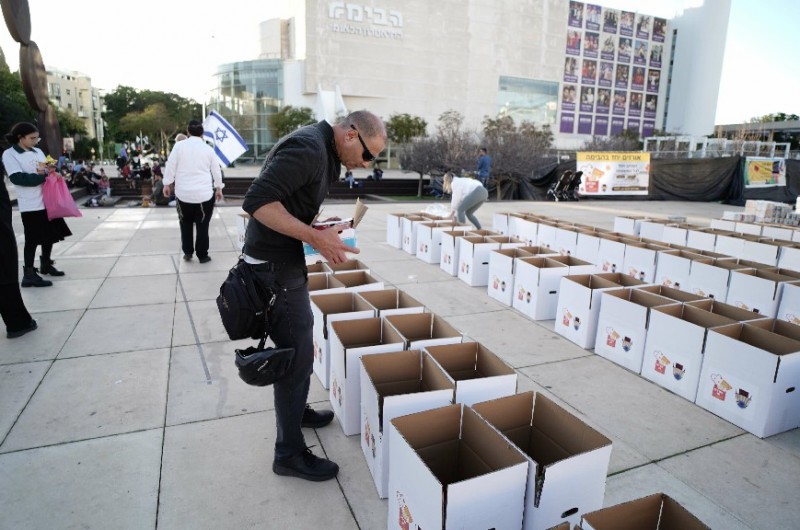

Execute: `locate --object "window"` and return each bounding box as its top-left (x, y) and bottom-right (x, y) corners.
top-left (66, 89), bottom-right (71, 96)
top-left (497, 76), bottom-right (559, 127)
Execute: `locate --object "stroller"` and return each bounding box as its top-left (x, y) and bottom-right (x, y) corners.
top-left (547, 170), bottom-right (583, 201)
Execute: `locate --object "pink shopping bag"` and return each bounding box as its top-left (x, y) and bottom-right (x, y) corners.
top-left (42, 174), bottom-right (82, 220)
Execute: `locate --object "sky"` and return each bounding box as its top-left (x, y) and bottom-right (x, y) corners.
top-left (1, 0), bottom-right (797, 125)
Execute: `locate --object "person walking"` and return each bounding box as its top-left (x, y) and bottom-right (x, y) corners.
top-left (242, 110), bottom-right (386, 481)
top-left (2, 122), bottom-right (71, 288)
top-left (443, 171), bottom-right (489, 229)
top-left (162, 121), bottom-right (224, 263)
top-left (477, 147), bottom-right (492, 187)
top-left (0, 157), bottom-right (38, 338)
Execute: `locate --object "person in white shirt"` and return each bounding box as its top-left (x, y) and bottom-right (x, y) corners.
top-left (2, 122), bottom-right (72, 288)
top-left (163, 120), bottom-right (224, 263)
top-left (443, 172), bottom-right (489, 229)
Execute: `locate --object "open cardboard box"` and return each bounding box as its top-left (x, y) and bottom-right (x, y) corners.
top-left (697, 319), bottom-right (800, 437)
top-left (634, 284), bottom-right (708, 304)
top-left (356, 288), bottom-right (426, 317)
top-left (333, 270), bottom-right (385, 293)
top-left (777, 243), bottom-right (800, 272)
top-left (329, 318), bottom-right (405, 435)
top-left (710, 218), bottom-right (737, 232)
top-left (761, 223), bottom-right (796, 242)
top-left (458, 236), bottom-right (503, 286)
top-left (360, 350), bottom-right (454, 498)
top-left (488, 235), bottom-right (527, 249)
top-left (387, 404), bottom-right (528, 530)
top-left (575, 229), bottom-right (603, 265)
top-left (439, 229), bottom-right (473, 276)
top-left (687, 258), bottom-right (755, 301)
top-left (594, 288), bottom-right (680, 373)
top-left (415, 221), bottom-right (471, 264)
top-left (508, 213), bottom-right (541, 245)
top-left (735, 221), bottom-right (763, 237)
top-left (622, 241), bottom-right (671, 283)
top-left (512, 257), bottom-right (569, 321)
top-left (654, 250), bottom-right (712, 291)
top-left (308, 273), bottom-right (346, 295)
top-left (472, 392), bottom-right (612, 530)
top-left (613, 215), bottom-right (651, 236)
top-left (323, 259), bottom-right (370, 275)
top-left (423, 341), bottom-right (517, 405)
top-left (685, 299), bottom-right (769, 322)
top-left (555, 275), bottom-right (628, 349)
top-left (488, 247), bottom-right (535, 306)
top-left (660, 223), bottom-right (698, 247)
top-left (685, 228), bottom-right (720, 253)
top-left (306, 261), bottom-right (327, 275)
top-left (741, 236), bottom-right (781, 266)
top-left (400, 214), bottom-right (428, 254)
top-left (535, 221), bottom-right (559, 251)
top-left (713, 230), bottom-right (747, 259)
top-left (638, 219), bottom-right (670, 242)
top-left (776, 280), bottom-right (800, 326)
top-left (555, 226), bottom-right (580, 256)
top-left (386, 212), bottom-right (408, 248)
top-left (580, 493), bottom-right (711, 530)
top-left (384, 312), bottom-right (463, 350)
top-left (310, 292), bottom-right (375, 389)
top-left (642, 304), bottom-right (742, 401)
top-left (596, 236), bottom-right (627, 274)
top-left (725, 268), bottom-right (796, 317)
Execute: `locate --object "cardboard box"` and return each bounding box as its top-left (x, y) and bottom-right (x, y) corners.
top-left (488, 235), bottom-right (527, 249)
top-left (725, 268), bottom-right (796, 317)
top-left (710, 218), bottom-right (736, 232)
top-left (555, 275), bottom-right (625, 349)
top-left (415, 221), bottom-right (471, 264)
top-left (613, 215), bottom-right (650, 236)
top-left (536, 221), bottom-right (559, 250)
top-left (306, 261), bottom-right (327, 275)
top-left (661, 223), bottom-right (696, 246)
top-left (439, 229), bottom-right (473, 276)
top-left (508, 214), bottom-right (540, 245)
top-left (594, 288), bottom-right (679, 373)
top-left (776, 281), bottom-right (800, 325)
top-left (472, 392), bottom-right (612, 530)
top-left (686, 259), bottom-right (755, 301)
top-left (761, 224), bottom-right (796, 242)
top-left (333, 270), bottom-right (385, 293)
top-left (574, 230), bottom-right (602, 265)
top-left (323, 259), bottom-right (370, 275)
top-left (308, 273), bottom-right (346, 295)
top-left (329, 318), bottom-right (405, 435)
top-left (634, 284), bottom-right (708, 304)
top-left (235, 212), bottom-right (249, 251)
top-left (654, 250), bottom-right (712, 291)
top-left (423, 342), bottom-right (517, 405)
top-left (401, 215), bottom-right (428, 255)
top-left (685, 299), bottom-right (771, 323)
top-left (458, 236), bottom-right (502, 286)
top-left (735, 221), bottom-right (763, 236)
top-left (487, 247), bottom-right (534, 306)
top-left (622, 242), bottom-right (671, 283)
top-left (713, 231), bottom-right (746, 258)
top-left (580, 493), bottom-right (711, 530)
top-left (387, 404), bottom-right (528, 530)
top-left (555, 226), bottom-right (580, 256)
top-left (697, 320), bottom-right (800, 437)
top-left (777, 244), bottom-right (800, 272)
top-left (685, 229), bottom-right (718, 253)
top-left (384, 312), bottom-right (463, 350)
top-left (638, 220), bottom-right (669, 242)
top-left (360, 350), bottom-right (454, 498)
top-left (596, 236), bottom-right (627, 274)
top-left (356, 288), bottom-right (426, 317)
top-left (512, 257), bottom-right (570, 321)
top-left (492, 212), bottom-right (512, 235)
top-left (739, 236), bottom-right (781, 266)
top-left (386, 213), bottom-right (406, 248)
top-left (642, 304), bottom-right (741, 401)
top-left (310, 292), bottom-right (375, 389)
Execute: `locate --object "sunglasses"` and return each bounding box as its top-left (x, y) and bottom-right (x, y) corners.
top-left (350, 124), bottom-right (376, 162)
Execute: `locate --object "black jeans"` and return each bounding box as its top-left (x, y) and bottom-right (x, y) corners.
top-left (176, 198), bottom-right (215, 258)
top-left (0, 282), bottom-right (33, 332)
top-left (251, 265), bottom-right (313, 459)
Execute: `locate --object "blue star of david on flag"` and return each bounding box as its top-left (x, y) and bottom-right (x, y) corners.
top-left (215, 128), bottom-right (229, 143)
top-left (202, 110), bottom-right (248, 166)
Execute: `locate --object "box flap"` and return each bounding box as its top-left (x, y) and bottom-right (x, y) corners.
top-left (629, 289), bottom-right (679, 308)
top-left (330, 317), bottom-right (383, 348)
top-left (582, 493), bottom-right (710, 530)
top-left (325, 259), bottom-right (368, 274)
top-left (476, 343), bottom-right (516, 377)
top-left (425, 342), bottom-right (481, 378)
top-left (685, 299), bottom-right (766, 321)
top-left (386, 313), bottom-right (461, 343)
top-left (335, 270), bottom-right (379, 287)
top-left (641, 285), bottom-right (707, 303)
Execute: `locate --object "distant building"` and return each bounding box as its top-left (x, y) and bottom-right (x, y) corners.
top-left (46, 68), bottom-right (104, 147)
top-left (207, 0), bottom-right (731, 156)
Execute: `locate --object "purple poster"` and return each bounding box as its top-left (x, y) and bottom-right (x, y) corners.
top-left (636, 14), bottom-right (651, 40)
top-left (634, 40), bottom-right (648, 65)
top-left (578, 114), bottom-right (593, 134)
top-left (643, 120), bottom-right (656, 138)
top-left (560, 112), bottom-right (575, 133)
top-left (650, 44), bottom-right (663, 68)
top-left (618, 37), bottom-right (632, 62)
top-left (595, 115), bottom-right (610, 136)
top-left (582, 59), bottom-right (597, 85)
top-left (567, 30), bottom-right (582, 56)
top-left (601, 35), bottom-right (616, 60)
top-left (644, 94), bottom-right (658, 119)
top-left (580, 86), bottom-right (595, 112)
top-left (599, 62), bottom-right (614, 87)
top-left (611, 117), bottom-right (625, 135)
top-left (596, 88), bottom-right (611, 113)
top-left (569, 1), bottom-right (584, 28)
top-left (631, 66), bottom-right (645, 91)
top-left (561, 84), bottom-right (577, 111)
top-left (585, 4), bottom-right (602, 31)
top-left (615, 64), bottom-right (629, 89)
top-left (613, 90), bottom-right (627, 115)
top-left (602, 9), bottom-right (618, 34)
top-left (564, 57), bottom-right (579, 83)
top-left (628, 92), bottom-right (642, 117)
top-left (619, 11), bottom-right (634, 37)
top-left (584, 31), bottom-right (599, 58)
top-left (653, 17), bottom-right (666, 42)
top-left (627, 118), bottom-right (641, 134)
top-left (647, 69), bottom-right (661, 93)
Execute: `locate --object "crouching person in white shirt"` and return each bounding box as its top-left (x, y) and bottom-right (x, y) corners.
top-left (443, 171), bottom-right (488, 229)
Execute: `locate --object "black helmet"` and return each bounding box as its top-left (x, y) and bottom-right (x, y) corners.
top-left (234, 345), bottom-right (295, 386)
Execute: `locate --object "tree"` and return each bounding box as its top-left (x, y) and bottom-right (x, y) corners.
top-left (268, 105), bottom-right (315, 139)
top-left (55, 107), bottom-right (87, 137)
top-left (435, 110), bottom-right (477, 173)
top-left (580, 129), bottom-right (641, 152)
top-left (0, 47), bottom-right (35, 141)
top-left (398, 136), bottom-right (446, 197)
top-left (386, 113), bottom-right (427, 144)
top-left (102, 85), bottom-right (201, 144)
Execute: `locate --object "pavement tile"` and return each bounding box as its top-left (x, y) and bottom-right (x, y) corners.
top-left (0, 309), bottom-right (83, 364)
top-left (398, 278), bottom-right (509, 317)
top-left (80, 228), bottom-right (137, 241)
top-left (29, 256), bottom-right (118, 280)
top-left (20, 277), bottom-right (104, 313)
top-left (108, 255), bottom-right (178, 277)
top-left (89, 275), bottom-right (177, 308)
top-left (366, 254), bottom-right (459, 284)
top-left (0, 430), bottom-right (161, 530)
top-left (1, 349), bottom-right (168, 452)
top-left (123, 237), bottom-right (183, 255)
top-left (61, 239), bottom-right (129, 257)
top-left (159, 413), bottom-right (357, 529)
top-left (0, 360), bottom-right (50, 442)
top-left (176, 269), bottom-right (229, 302)
top-left (172, 299), bottom-right (230, 347)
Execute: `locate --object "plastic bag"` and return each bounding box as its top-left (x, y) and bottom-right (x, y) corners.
top-left (421, 203), bottom-right (451, 219)
top-left (42, 174), bottom-right (83, 220)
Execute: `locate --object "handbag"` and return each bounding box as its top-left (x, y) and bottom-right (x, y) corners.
top-left (217, 259), bottom-right (276, 340)
top-left (42, 174), bottom-right (82, 220)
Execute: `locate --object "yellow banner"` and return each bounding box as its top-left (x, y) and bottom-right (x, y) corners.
top-left (576, 151), bottom-right (650, 195)
top-left (577, 152), bottom-right (650, 163)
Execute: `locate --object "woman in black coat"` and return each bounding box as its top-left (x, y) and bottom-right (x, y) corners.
top-left (0, 158), bottom-right (37, 338)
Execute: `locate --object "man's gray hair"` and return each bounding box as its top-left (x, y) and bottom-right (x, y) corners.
top-left (341, 110), bottom-right (387, 142)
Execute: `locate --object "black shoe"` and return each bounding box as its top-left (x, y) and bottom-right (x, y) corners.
top-left (183, 254), bottom-right (193, 261)
top-left (21, 267), bottom-right (52, 287)
top-left (7, 319), bottom-right (38, 339)
top-left (39, 257), bottom-right (65, 276)
top-left (301, 405), bottom-right (334, 428)
top-left (272, 447), bottom-right (339, 481)
top-left (198, 255), bottom-right (212, 264)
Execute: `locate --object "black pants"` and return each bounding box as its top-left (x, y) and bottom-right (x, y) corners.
top-left (176, 198), bottom-right (215, 258)
top-left (0, 282), bottom-right (33, 333)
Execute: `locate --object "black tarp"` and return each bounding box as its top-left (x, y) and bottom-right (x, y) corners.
top-left (649, 156), bottom-right (741, 201)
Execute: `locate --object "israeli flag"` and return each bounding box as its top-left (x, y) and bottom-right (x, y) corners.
top-left (202, 110), bottom-right (248, 166)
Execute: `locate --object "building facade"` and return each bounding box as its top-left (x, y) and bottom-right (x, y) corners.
top-left (209, 0), bottom-right (730, 154)
top-left (46, 68), bottom-right (104, 147)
